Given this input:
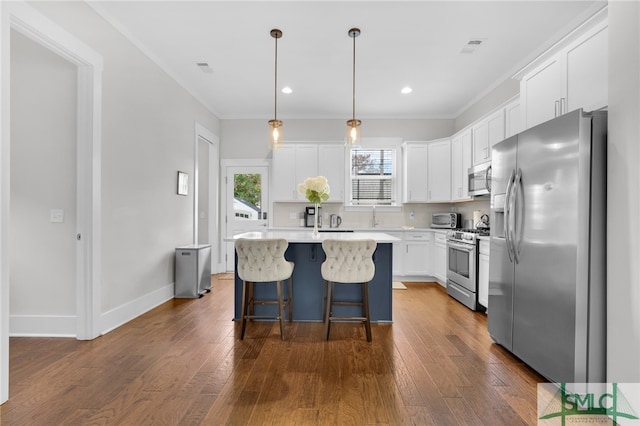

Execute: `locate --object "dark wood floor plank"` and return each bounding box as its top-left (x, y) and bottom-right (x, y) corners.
top-left (1, 276), bottom-right (545, 425)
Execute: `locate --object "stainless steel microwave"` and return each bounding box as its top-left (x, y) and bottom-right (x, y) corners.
top-left (431, 213), bottom-right (461, 229)
top-left (468, 163), bottom-right (492, 197)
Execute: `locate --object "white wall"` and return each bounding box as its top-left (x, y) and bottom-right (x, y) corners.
top-left (607, 0), bottom-right (640, 383)
top-left (10, 30), bottom-right (76, 323)
top-left (454, 79), bottom-right (520, 132)
top-left (220, 118), bottom-right (455, 160)
top-left (25, 2), bottom-right (220, 322)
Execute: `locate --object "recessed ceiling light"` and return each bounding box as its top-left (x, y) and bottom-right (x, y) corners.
top-left (401, 87), bottom-right (413, 94)
top-left (281, 86), bottom-right (293, 94)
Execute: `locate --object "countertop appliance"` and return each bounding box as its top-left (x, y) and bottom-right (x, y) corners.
top-left (304, 205), bottom-right (321, 228)
top-left (446, 228), bottom-right (489, 311)
top-left (488, 109), bottom-right (606, 384)
top-left (468, 162), bottom-right (491, 197)
top-left (431, 212), bottom-right (461, 229)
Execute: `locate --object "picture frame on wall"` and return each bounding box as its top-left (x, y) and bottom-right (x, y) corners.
top-left (177, 171), bottom-right (189, 195)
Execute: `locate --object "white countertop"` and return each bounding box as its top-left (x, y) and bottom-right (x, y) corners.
top-left (232, 230), bottom-right (401, 243)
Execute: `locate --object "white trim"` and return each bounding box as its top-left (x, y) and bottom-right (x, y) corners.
top-left (99, 283), bottom-right (174, 335)
top-left (194, 122), bottom-right (220, 273)
top-left (9, 315), bottom-right (76, 338)
top-left (1, 0), bottom-right (103, 404)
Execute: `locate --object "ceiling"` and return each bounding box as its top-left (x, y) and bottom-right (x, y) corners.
top-left (89, 1), bottom-right (606, 120)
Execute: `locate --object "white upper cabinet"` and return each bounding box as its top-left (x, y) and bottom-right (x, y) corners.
top-left (472, 109), bottom-right (504, 166)
top-left (451, 129), bottom-right (472, 202)
top-left (318, 144), bottom-right (346, 203)
top-left (403, 143), bottom-right (429, 202)
top-left (272, 144), bottom-right (318, 202)
top-left (504, 97), bottom-right (522, 138)
top-left (426, 139), bottom-right (451, 202)
top-left (517, 8), bottom-right (608, 130)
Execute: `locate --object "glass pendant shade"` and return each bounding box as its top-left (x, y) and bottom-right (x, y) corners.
top-left (346, 119), bottom-right (361, 146)
top-left (269, 119), bottom-right (283, 149)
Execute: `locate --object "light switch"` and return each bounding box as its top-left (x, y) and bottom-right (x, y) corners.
top-left (50, 209), bottom-right (64, 223)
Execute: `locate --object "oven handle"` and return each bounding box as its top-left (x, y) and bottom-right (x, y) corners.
top-left (446, 241), bottom-right (476, 253)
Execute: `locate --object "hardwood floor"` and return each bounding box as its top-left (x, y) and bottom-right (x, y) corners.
top-left (1, 275), bottom-right (545, 425)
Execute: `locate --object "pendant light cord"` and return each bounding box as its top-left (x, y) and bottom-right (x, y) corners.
top-left (274, 33), bottom-right (278, 122)
top-left (352, 32), bottom-right (356, 121)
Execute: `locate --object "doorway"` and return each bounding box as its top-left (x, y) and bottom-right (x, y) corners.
top-left (222, 161), bottom-right (269, 271)
top-left (1, 2), bottom-right (103, 404)
top-left (194, 123), bottom-right (219, 272)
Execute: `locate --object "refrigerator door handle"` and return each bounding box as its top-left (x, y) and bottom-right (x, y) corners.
top-left (504, 169), bottom-right (516, 263)
top-left (513, 168), bottom-right (524, 264)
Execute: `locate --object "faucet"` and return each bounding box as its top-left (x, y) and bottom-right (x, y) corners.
top-left (372, 205), bottom-right (380, 228)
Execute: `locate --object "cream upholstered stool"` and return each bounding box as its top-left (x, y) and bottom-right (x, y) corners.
top-left (235, 238), bottom-right (294, 340)
top-left (321, 239), bottom-right (377, 342)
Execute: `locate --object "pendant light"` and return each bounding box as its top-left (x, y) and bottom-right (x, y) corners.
top-left (268, 28), bottom-right (283, 149)
top-left (346, 27), bottom-right (361, 146)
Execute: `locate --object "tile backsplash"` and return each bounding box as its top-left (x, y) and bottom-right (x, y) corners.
top-left (272, 200), bottom-right (490, 229)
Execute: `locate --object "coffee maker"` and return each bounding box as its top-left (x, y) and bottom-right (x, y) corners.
top-left (304, 205), bottom-right (321, 228)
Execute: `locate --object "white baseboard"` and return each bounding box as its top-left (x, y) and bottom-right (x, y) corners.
top-left (100, 282), bottom-right (175, 335)
top-left (9, 315), bottom-right (76, 337)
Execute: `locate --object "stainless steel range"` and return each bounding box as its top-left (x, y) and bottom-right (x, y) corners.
top-left (446, 229), bottom-right (488, 311)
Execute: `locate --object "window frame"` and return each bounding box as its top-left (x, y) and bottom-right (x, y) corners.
top-left (345, 138), bottom-right (403, 212)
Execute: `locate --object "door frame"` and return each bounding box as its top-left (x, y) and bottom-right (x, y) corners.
top-left (1, 1), bottom-right (103, 403)
top-left (193, 122), bottom-right (220, 273)
top-left (220, 159), bottom-right (270, 271)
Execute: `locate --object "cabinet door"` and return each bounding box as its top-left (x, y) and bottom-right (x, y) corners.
top-left (427, 139), bottom-right (451, 202)
top-left (433, 233), bottom-right (447, 286)
top-left (487, 110), bottom-right (505, 149)
top-left (565, 24), bottom-right (608, 113)
top-left (405, 242), bottom-right (431, 276)
top-left (451, 130), bottom-right (472, 201)
top-left (271, 145), bottom-right (297, 201)
top-left (479, 252), bottom-right (490, 309)
top-left (294, 145), bottom-right (318, 201)
top-left (403, 144), bottom-right (429, 202)
top-left (505, 99), bottom-right (522, 138)
top-left (318, 145), bottom-right (345, 202)
top-left (472, 121), bottom-right (488, 166)
top-left (272, 145), bottom-right (318, 201)
top-left (520, 53), bottom-right (563, 129)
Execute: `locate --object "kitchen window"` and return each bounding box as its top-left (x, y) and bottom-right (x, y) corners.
top-left (349, 147), bottom-right (398, 206)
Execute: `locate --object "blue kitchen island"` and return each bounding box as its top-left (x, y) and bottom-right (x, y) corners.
top-left (232, 231), bottom-right (400, 322)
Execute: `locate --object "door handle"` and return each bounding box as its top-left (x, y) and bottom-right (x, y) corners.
top-left (504, 169), bottom-right (516, 263)
top-left (485, 164), bottom-right (492, 192)
top-left (513, 168), bottom-right (524, 264)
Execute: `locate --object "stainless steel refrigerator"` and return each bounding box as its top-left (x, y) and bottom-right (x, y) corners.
top-left (488, 109), bottom-right (606, 383)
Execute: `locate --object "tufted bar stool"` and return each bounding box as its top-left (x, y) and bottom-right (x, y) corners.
top-left (321, 239), bottom-right (377, 342)
top-left (235, 238), bottom-right (294, 340)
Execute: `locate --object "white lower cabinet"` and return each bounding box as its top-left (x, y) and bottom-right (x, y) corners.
top-left (433, 232), bottom-right (447, 286)
top-left (386, 232), bottom-right (405, 277)
top-left (404, 232), bottom-right (432, 276)
top-left (478, 239), bottom-right (490, 310)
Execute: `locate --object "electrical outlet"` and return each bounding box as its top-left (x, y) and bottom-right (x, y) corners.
top-left (409, 211), bottom-right (415, 220)
top-left (289, 212), bottom-right (298, 220)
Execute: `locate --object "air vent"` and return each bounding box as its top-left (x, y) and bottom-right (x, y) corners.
top-left (196, 62), bottom-right (213, 73)
top-left (460, 38), bottom-right (487, 54)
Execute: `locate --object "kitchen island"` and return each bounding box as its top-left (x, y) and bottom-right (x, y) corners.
top-left (232, 231), bottom-right (400, 322)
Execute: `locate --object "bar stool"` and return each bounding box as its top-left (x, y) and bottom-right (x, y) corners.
top-left (235, 238), bottom-right (294, 340)
top-left (321, 239), bottom-right (377, 342)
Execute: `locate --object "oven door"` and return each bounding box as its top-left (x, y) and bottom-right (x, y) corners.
top-left (447, 240), bottom-right (477, 292)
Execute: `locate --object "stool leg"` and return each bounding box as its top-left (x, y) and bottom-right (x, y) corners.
top-left (362, 282), bottom-right (372, 342)
top-left (240, 280), bottom-right (249, 340)
top-left (287, 276), bottom-right (293, 322)
top-left (276, 280), bottom-right (286, 340)
top-left (324, 281), bottom-right (334, 340)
